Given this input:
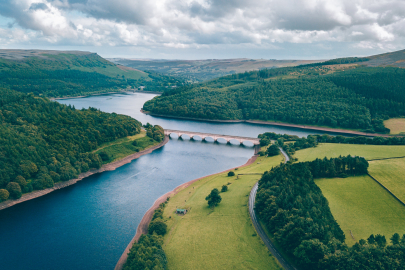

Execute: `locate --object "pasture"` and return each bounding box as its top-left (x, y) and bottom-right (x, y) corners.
top-left (384, 118), bottom-right (405, 134)
top-left (294, 143), bottom-right (405, 162)
top-left (316, 175), bottom-right (405, 246)
top-left (369, 157), bottom-right (405, 202)
top-left (162, 153), bottom-right (284, 270)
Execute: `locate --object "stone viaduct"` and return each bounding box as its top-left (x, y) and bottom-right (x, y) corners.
top-left (164, 129), bottom-right (260, 146)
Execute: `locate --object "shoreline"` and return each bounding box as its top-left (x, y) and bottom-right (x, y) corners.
top-left (114, 151), bottom-right (260, 270)
top-left (0, 136), bottom-right (169, 211)
top-left (141, 110), bottom-right (395, 137)
top-left (50, 90), bottom-right (161, 101)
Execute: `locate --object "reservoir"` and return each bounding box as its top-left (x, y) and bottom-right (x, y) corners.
top-left (0, 92), bottom-right (339, 270)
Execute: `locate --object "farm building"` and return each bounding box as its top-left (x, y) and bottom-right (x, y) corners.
top-left (176, 209), bottom-right (187, 215)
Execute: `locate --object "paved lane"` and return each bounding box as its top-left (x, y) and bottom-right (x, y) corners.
top-left (248, 147), bottom-right (296, 270)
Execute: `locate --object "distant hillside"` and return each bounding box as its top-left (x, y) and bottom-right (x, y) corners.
top-left (0, 50), bottom-right (184, 97)
top-left (362, 49), bottom-right (405, 68)
top-left (143, 49), bottom-right (405, 134)
top-left (109, 58), bottom-right (324, 82)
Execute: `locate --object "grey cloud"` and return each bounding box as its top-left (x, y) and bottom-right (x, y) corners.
top-left (29, 3), bottom-right (49, 11)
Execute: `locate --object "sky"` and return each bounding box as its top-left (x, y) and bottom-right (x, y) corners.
top-left (0, 0), bottom-right (404, 59)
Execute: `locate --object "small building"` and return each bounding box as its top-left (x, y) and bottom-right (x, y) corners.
top-left (176, 209), bottom-right (187, 215)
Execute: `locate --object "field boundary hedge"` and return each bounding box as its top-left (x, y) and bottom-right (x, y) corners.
top-left (367, 173), bottom-right (405, 207)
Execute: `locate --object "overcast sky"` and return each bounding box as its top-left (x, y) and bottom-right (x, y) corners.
top-left (0, 0), bottom-right (404, 59)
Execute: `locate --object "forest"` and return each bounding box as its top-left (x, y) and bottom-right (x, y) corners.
top-left (143, 65), bottom-right (405, 133)
top-left (123, 199), bottom-right (169, 270)
top-left (0, 88), bottom-right (144, 200)
top-left (0, 52), bottom-right (184, 97)
top-left (255, 158), bottom-right (405, 269)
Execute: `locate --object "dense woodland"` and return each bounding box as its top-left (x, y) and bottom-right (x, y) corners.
top-left (0, 88), bottom-right (143, 201)
top-left (124, 199), bottom-right (169, 270)
top-left (255, 158), bottom-right (405, 269)
top-left (0, 53), bottom-right (184, 97)
top-left (144, 65), bottom-right (405, 133)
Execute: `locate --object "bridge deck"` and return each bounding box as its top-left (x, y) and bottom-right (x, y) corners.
top-left (164, 129), bottom-right (260, 145)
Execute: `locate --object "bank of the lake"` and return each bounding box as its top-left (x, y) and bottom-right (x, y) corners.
top-left (115, 150), bottom-right (260, 270)
top-left (0, 136), bottom-right (169, 211)
top-left (141, 110), bottom-right (390, 137)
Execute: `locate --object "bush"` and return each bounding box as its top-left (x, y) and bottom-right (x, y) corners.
top-left (132, 140), bottom-right (138, 146)
top-left (228, 171), bottom-right (235, 177)
top-left (6, 182), bottom-right (22, 199)
top-left (98, 151), bottom-right (111, 162)
top-left (221, 185), bottom-right (228, 192)
top-left (148, 219), bottom-right (167, 235)
top-left (266, 144), bottom-right (280, 157)
top-left (205, 188), bottom-right (222, 208)
top-left (0, 189), bottom-right (10, 202)
top-left (15, 175), bottom-right (27, 189)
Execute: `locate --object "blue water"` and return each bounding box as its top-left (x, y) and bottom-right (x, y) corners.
top-left (0, 92), bottom-right (343, 270)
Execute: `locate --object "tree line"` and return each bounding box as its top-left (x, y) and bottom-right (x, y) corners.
top-left (123, 198), bottom-right (169, 270)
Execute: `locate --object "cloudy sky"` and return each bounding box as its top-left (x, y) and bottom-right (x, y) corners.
top-left (0, 0), bottom-right (404, 59)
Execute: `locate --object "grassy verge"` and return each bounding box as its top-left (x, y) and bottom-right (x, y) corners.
top-left (294, 143), bottom-right (405, 162)
top-left (384, 118), bottom-right (405, 134)
top-left (162, 154), bottom-right (284, 270)
top-left (369, 157), bottom-right (405, 202)
top-left (316, 175), bottom-right (405, 246)
top-left (94, 130), bottom-right (160, 163)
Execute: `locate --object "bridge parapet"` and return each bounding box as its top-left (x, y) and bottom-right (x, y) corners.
top-left (164, 129), bottom-right (260, 146)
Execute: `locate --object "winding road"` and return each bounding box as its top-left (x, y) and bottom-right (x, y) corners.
top-left (248, 147), bottom-right (297, 270)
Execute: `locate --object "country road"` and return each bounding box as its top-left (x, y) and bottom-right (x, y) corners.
top-left (248, 147), bottom-right (297, 270)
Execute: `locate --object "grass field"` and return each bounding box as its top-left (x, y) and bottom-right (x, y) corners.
top-left (316, 175), bottom-right (405, 246)
top-left (94, 130), bottom-right (159, 163)
top-left (162, 153), bottom-right (285, 270)
top-left (294, 143), bottom-right (405, 162)
top-left (369, 157), bottom-right (405, 202)
top-left (384, 118), bottom-right (405, 134)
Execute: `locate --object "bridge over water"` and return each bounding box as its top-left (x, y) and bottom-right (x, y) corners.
top-left (164, 129), bottom-right (260, 146)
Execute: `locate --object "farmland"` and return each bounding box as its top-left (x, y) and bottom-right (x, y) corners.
top-left (294, 143), bottom-right (405, 162)
top-left (316, 175), bottom-right (405, 246)
top-left (162, 153), bottom-right (285, 270)
top-left (369, 157), bottom-right (405, 202)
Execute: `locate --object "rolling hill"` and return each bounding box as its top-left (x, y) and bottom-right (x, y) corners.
top-left (109, 58), bottom-right (324, 82)
top-left (143, 49), bottom-right (405, 134)
top-left (0, 50), bottom-right (184, 97)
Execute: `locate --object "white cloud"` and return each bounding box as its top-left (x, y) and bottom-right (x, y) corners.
top-left (0, 0), bottom-right (404, 58)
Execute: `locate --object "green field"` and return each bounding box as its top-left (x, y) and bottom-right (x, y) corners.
top-left (384, 118), bottom-right (405, 134)
top-left (162, 153), bottom-right (285, 270)
top-left (316, 175), bottom-right (405, 246)
top-left (94, 130), bottom-right (159, 163)
top-left (295, 143), bottom-right (405, 161)
top-left (369, 158), bottom-right (405, 202)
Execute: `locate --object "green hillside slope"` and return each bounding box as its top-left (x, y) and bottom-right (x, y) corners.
top-left (0, 50), bottom-right (183, 97)
top-left (0, 88), bottom-right (143, 199)
top-left (143, 50), bottom-right (405, 133)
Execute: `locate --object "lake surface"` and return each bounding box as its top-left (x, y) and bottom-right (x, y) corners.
top-left (0, 92), bottom-right (341, 270)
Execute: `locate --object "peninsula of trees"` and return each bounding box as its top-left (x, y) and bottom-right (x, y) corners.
top-left (0, 88), bottom-right (157, 201)
top-left (143, 50), bottom-right (405, 133)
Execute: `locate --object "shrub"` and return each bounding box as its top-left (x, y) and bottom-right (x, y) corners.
top-left (98, 151), bottom-right (111, 162)
top-left (148, 219), bottom-right (167, 235)
top-left (6, 182), bottom-right (22, 199)
top-left (205, 188), bottom-right (222, 208)
top-left (221, 185), bottom-right (228, 192)
top-left (228, 171), bottom-right (235, 177)
top-left (0, 189), bottom-right (10, 202)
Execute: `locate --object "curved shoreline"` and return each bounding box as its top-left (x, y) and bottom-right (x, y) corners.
top-left (0, 136), bottom-right (169, 211)
top-left (141, 110), bottom-right (394, 137)
top-left (114, 151), bottom-right (260, 270)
